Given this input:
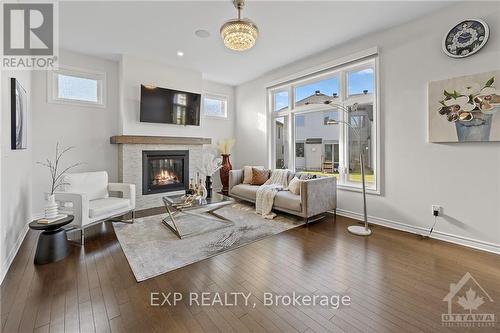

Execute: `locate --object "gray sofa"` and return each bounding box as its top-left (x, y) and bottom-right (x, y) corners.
top-left (228, 170), bottom-right (336, 223)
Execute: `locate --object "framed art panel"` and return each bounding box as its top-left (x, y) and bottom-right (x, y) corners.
top-left (11, 78), bottom-right (28, 150)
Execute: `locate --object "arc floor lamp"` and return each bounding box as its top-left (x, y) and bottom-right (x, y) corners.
top-left (309, 100), bottom-right (372, 236)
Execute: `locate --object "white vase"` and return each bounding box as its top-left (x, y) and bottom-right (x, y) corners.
top-left (200, 184), bottom-right (208, 200)
top-left (44, 193), bottom-right (58, 219)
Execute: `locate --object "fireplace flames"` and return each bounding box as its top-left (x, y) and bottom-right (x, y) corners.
top-left (152, 169), bottom-right (180, 186)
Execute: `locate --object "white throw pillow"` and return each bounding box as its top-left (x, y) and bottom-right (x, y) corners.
top-left (243, 166), bottom-right (264, 184)
top-left (288, 177), bottom-right (301, 195)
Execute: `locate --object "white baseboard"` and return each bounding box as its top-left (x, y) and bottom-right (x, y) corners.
top-left (336, 209), bottom-right (500, 255)
top-left (0, 223), bottom-right (30, 285)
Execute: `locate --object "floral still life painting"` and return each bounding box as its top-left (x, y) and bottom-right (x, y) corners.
top-left (428, 70), bottom-right (500, 142)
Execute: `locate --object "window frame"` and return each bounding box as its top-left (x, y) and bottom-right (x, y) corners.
top-left (47, 65), bottom-right (106, 108)
top-left (267, 55), bottom-right (381, 194)
top-left (202, 93), bottom-right (228, 118)
top-left (272, 116), bottom-right (290, 169)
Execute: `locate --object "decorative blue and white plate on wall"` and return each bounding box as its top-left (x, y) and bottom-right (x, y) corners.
top-left (442, 19), bottom-right (489, 58)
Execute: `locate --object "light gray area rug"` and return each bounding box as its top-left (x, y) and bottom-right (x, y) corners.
top-left (113, 202), bottom-right (303, 281)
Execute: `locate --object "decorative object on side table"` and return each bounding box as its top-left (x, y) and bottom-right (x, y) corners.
top-left (37, 143), bottom-right (83, 218)
top-left (187, 172), bottom-right (208, 199)
top-left (429, 70), bottom-right (500, 142)
top-left (198, 149), bottom-right (222, 198)
top-left (29, 215), bottom-right (74, 265)
top-left (442, 19), bottom-right (489, 58)
top-left (217, 138), bottom-right (235, 195)
top-left (10, 78), bottom-right (27, 150)
top-left (205, 176), bottom-right (213, 198)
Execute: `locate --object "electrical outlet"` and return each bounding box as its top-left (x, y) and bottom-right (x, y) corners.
top-left (432, 205), bottom-right (441, 215)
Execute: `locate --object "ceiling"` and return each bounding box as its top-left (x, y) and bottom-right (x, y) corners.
top-left (60, 1), bottom-right (451, 86)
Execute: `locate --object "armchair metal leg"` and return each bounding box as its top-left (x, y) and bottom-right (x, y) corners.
top-left (81, 228), bottom-right (85, 246)
top-left (303, 215), bottom-right (325, 226)
top-left (108, 210), bottom-right (135, 224)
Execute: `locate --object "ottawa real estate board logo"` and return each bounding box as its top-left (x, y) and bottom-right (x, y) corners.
top-left (442, 272), bottom-right (495, 327)
top-left (2, 2), bottom-right (58, 69)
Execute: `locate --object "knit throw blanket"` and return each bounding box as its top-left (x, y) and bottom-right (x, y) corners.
top-left (255, 169), bottom-right (290, 219)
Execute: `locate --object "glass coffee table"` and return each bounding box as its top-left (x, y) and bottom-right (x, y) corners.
top-left (162, 193), bottom-right (234, 239)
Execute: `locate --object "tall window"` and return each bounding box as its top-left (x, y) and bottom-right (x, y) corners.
top-left (48, 66), bottom-right (105, 107)
top-left (269, 57), bottom-right (379, 192)
top-left (274, 116), bottom-right (289, 169)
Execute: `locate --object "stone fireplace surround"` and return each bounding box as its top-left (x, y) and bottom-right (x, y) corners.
top-left (112, 136), bottom-right (211, 210)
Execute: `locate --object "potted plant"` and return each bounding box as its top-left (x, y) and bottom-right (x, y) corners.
top-left (217, 138), bottom-right (235, 195)
top-left (37, 143), bottom-right (82, 218)
top-left (438, 76), bottom-right (500, 141)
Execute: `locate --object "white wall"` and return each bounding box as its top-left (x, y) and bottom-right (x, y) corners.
top-left (0, 71), bottom-right (2, 281)
top-left (119, 55), bottom-right (236, 190)
top-left (0, 51), bottom-right (235, 281)
top-left (235, 2), bottom-right (500, 252)
top-left (31, 49), bottom-right (120, 215)
top-left (1, 69), bottom-right (32, 283)
top-left (119, 55), bottom-right (235, 141)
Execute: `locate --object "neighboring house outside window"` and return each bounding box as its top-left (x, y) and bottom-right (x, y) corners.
top-left (268, 55), bottom-right (379, 193)
top-left (296, 142), bottom-right (305, 157)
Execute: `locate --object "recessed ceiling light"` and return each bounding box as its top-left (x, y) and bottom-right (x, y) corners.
top-left (177, 51), bottom-right (184, 57)
top-left (195, 29), bottom-right (210, 38)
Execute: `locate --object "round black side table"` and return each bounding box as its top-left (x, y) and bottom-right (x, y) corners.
top-left (29, 215), bottom-right (74, 265)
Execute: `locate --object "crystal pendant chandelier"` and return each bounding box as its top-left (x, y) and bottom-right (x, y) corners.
top-left (220, 0), bottom-right (258, 51)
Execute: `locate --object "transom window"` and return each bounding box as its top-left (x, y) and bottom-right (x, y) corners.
top-left (273, 90), bottom-right (289, 112)
top-left (268, 56), bottom-right (379, 193)
top-left (295, 76), bottom-right (339, 105)
top-left (347, 67), bottom-right (374, 96)
top-left (48, 67), bottom-right (105, 107)
top-left (203, 94), bottom-right (228, 118)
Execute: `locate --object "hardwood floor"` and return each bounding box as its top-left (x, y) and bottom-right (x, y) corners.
top-left (1, 210), bottom-right (499, 333)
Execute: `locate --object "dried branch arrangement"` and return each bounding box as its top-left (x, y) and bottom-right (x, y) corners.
top-left (37, 143), bottom-right (84, 194)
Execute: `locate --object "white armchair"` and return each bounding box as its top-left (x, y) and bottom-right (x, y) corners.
top-left (55, 171), bottom-right (136, 244)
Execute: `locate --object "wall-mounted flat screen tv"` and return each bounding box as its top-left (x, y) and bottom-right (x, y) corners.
top-left (140, 85), bottom-right (201, 126)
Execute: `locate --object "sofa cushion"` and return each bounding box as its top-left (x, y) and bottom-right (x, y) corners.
top-left (231, 184), bottom-right (259, 201)
top-left (274, 191), bottom-right (302, 212)
top-left (243, 166), bottom-right (264, 184)
top-left (64, 171), bottom-right (109, 201)
top-left (89, 197), bottom-right (130, 219)
top-left (251, 168), bottom-right (270, 185)
top-left (288, 177), bottom-right (301, 195)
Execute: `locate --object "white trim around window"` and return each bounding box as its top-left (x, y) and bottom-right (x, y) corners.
top-left (47, 65), bottom-right (106, 108)
top-left (266, 51), bottom-right (381, 194)
top-left (202, 93), bottom-right (228, 118)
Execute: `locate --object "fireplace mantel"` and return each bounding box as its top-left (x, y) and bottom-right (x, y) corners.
top-left (110, 135), bottom-right (211, 145)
